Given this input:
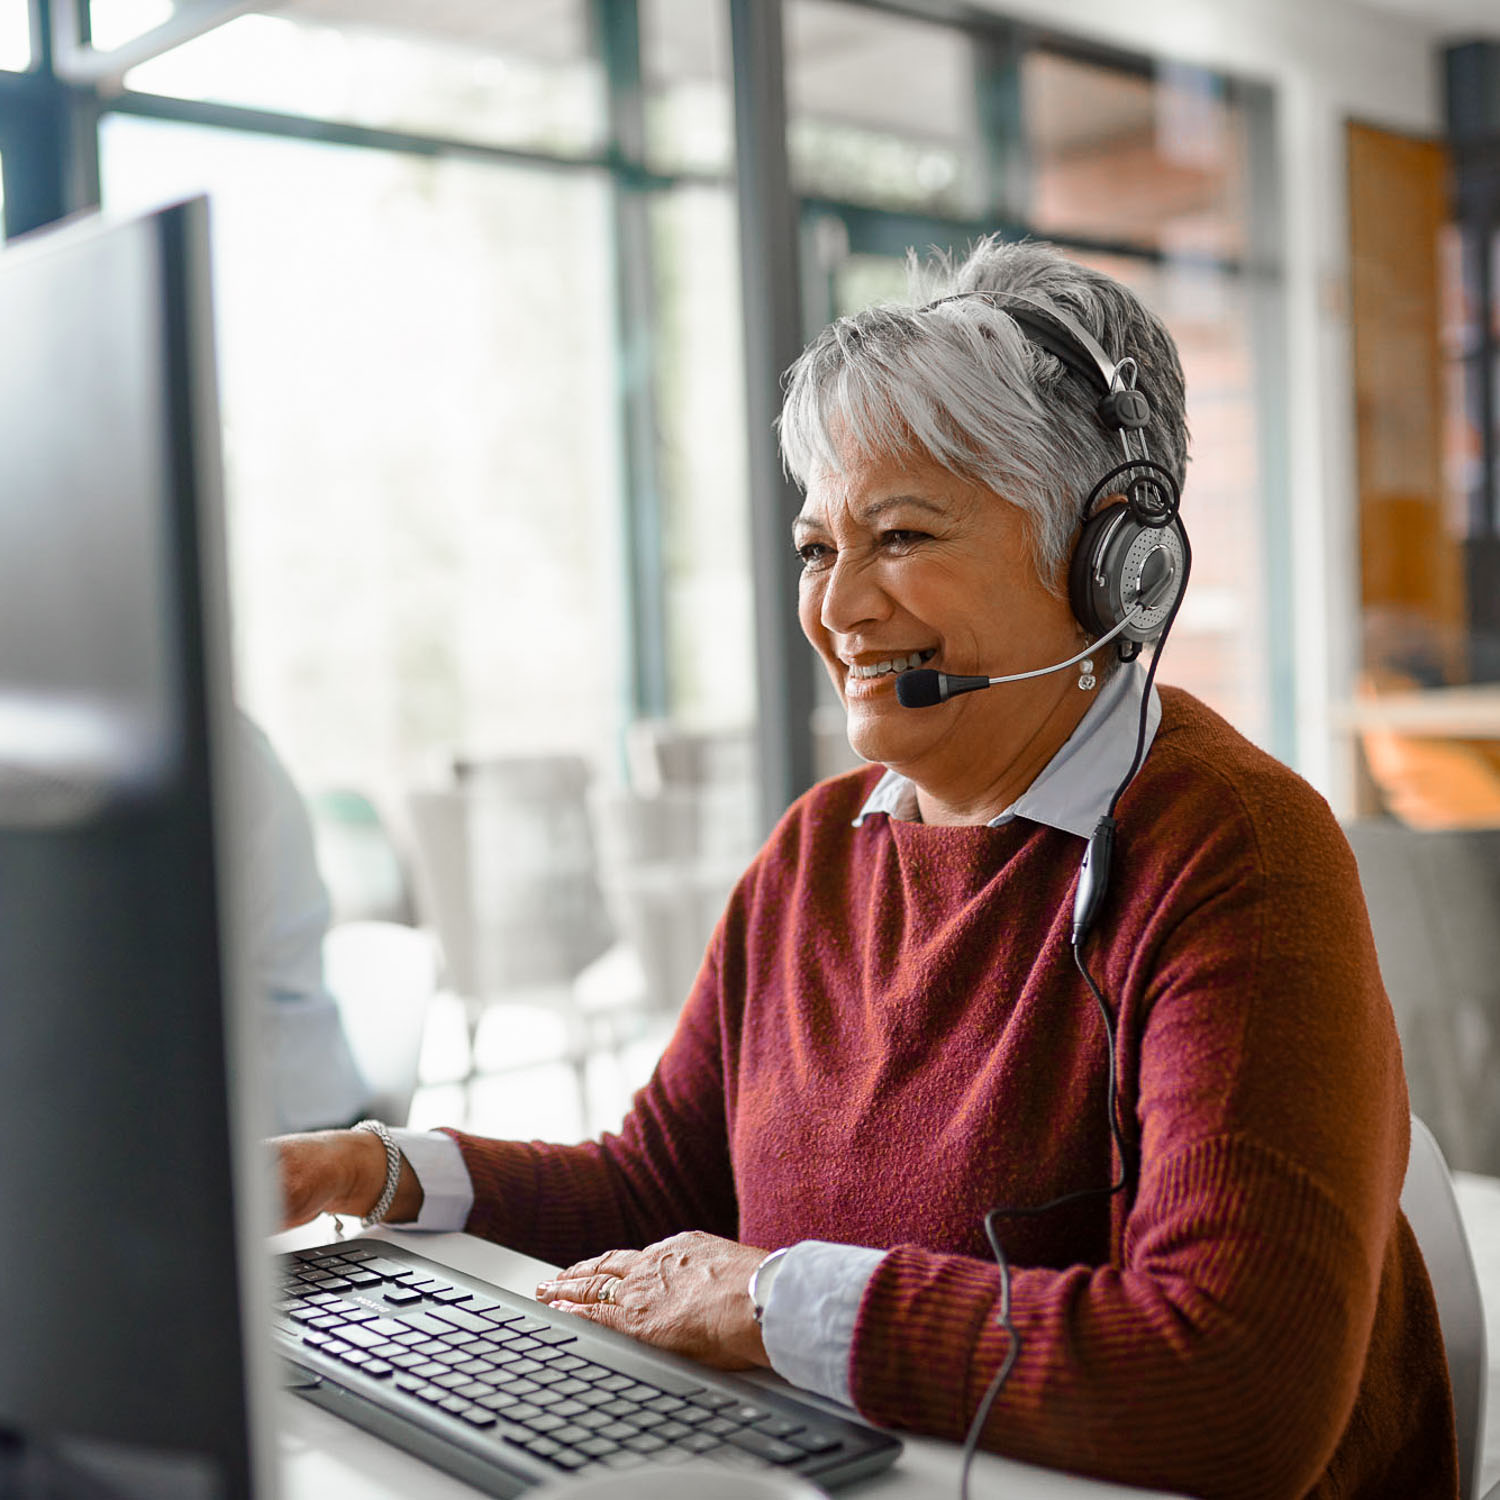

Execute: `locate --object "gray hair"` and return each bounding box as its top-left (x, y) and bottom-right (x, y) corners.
top-left (778, 237), bottom-right (1189, 588)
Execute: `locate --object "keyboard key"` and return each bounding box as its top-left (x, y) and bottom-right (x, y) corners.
top-left (756, 1417), bottom-right (806, 1438)
top-left (525, 1414), bottom-right (566, 1434)
top-left (432, 1373), bottom-right (473, 1391)
top-left (726, 1429), bottom-right (802, 1465)
top-left (428, 1307), bottom-right (495, 1336)
top-left (787, 1430), bottom-right (842, 1455)
top-left (599, 1422), bottom-right (640, 1442)
top-left (646, 1395), bottom-right (686, 1414)
top-left (727, 1403), bottom-right (770, 1424)
top-left (344, 1270), bottom-right (383, 1288)
top-left (624, 1434), bottom-right (668, 1454)
top-left (453, 1382), bottom-right (493, 1400)
top-left (336, 1325), bottom-right (387, 1350)
top-left (680, 1433), bottom-right (719, 1454)
top-left (410, 1362), bottom-right (449, 1380)
top-left (440, 1396), bottom-right (470, 1416)
top-left (574, 1411), bottom-right (612, 1430)
top-left (551, 1451), bottom-right (589, 1470)
top-left (532, 1327), bottom-right (577, 1346)
top-left (383, 1287), bottom-right (424, 1307)
top-left (474, 1392), bottom-right (519, 1412)
top-left (366, 1318), bottom-right (410, 1338)
top-left (553, 1424), bottom-right (593, 1445)
top-left (459, 1407), bottom-right (497, 1429)
top-left (577, 1437), bottom-right (621, 1457)
top-left (601, 1452), bottom-right (651, 1470)
top-left (689, 1391), bottom-right (736, 1411)
top-left (454, 1359), bottom-right (496, 1377)
top-left (620, 1384), bottom-right (660, 1403)
top-left (363, 1361), bottom-right (394, 1379)
top-left (656, 1421), bottom-right (692, 1442)
top-left (399, 1314), bottom-right (462, 1338)
top-left (550, 1400), bottom-right (588, 1420)
top-left (525, 1436), bottom-right (563, 1458)
top-left (432, 1288), bottom-right (473, 1304)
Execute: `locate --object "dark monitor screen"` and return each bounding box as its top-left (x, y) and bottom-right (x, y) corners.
top-left (0, 200), bottom-right (278, 1499)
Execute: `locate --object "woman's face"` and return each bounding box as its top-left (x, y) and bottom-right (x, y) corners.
top-left (795, 446), bottom-right (1085, 786)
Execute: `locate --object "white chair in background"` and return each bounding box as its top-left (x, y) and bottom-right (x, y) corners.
top-left (406, 759), bottom-right (654, 1130)
top-left (323, 920), bottom-right (437, 1128)
top-left (1402, 1114), bottom-right (1490, 1500)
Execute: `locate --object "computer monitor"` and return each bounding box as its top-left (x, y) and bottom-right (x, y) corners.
top-left (0, 199), bottom-right (279, 1500)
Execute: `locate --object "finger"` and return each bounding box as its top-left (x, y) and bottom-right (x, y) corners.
top-left (536, 1272), bottom-right (625, 1306)
top-left (547, 1297), bottom-right (627, 1331)
top-left (552, 1246), bottom-right (636, 1282)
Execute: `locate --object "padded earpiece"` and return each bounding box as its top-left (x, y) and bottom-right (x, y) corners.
top-left (1069, 502), bottom-right (1188, 647)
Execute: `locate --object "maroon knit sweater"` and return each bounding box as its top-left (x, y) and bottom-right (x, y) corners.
top-left (445, 688), bottom-right (1457, 1499)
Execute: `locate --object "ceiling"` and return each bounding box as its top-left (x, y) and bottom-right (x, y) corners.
top-left (1339, 0), bottom-right (1500, 42)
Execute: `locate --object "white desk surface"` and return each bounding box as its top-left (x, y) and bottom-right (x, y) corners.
top-left (273, 1222), bottom-right (1186, 1500)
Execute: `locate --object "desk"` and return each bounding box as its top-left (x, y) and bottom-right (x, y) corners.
top-left (1333, 684), bottom-right (1500, 738)
top-left (275, 1223), bottom-right (1187, 1500)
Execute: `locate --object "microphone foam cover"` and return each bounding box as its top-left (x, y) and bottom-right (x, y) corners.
top-left (896, 669), bottom-right (944, 708)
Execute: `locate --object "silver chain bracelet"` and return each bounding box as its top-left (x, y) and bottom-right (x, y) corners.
top-left (344, 1119), bottom-right (401, 1235)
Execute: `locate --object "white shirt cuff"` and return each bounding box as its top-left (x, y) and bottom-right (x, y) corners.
top-left (760, 1240), bottom-right (886, 1407)
top-left (388, 1128), bottom-right (474, 1232)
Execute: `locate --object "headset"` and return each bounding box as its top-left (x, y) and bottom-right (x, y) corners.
top-left (901, 291), bottom-right (1194, 1500)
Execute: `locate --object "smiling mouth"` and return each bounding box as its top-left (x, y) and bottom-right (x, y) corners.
top-left (847, 649), bottom-right (937, 680)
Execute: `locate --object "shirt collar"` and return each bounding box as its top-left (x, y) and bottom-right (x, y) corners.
top-left (851, 661), bottom-right (1161, 840)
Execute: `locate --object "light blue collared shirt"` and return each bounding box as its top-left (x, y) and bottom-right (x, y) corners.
top-left (392, 663), bottom-right (1160, 1406)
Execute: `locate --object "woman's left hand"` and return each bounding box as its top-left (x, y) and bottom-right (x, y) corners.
top-left (536, 1231), bottom-right (771, 1370)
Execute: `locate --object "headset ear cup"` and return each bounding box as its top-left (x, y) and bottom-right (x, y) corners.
top-left (1070, 506), bottom-right (1187, 646)
top-left (1069, 502), bottom-right (1131, 638)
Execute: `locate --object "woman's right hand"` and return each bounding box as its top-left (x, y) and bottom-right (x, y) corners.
top-left (273, 1128), bottom-right (396, 1230)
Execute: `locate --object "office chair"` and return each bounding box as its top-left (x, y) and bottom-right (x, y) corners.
top-left (1402, 1115), bottom-right (1490, 1500)
top-left (1345, 821), bottom-right (1500, 1174)
top-left (407, 759), bottom-right (653, 1131)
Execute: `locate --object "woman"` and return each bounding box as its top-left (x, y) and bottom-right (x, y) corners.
top-left (280, 239), bottom-right (1456, 1497)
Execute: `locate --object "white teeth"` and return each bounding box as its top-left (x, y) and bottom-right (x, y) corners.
top-left (849, 651), bottom-right (934, 679)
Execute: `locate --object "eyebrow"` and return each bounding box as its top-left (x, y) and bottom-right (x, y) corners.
top-left (792, 493), bottom-right (949, 535)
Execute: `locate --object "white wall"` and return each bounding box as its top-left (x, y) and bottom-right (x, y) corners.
top-left (975, 0), bottom-right (1446, 809)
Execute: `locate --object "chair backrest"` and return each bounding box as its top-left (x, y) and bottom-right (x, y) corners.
top-left (322, 921), bottom-right (436, 1128)
top-left (1344, 820), bottom-right (1500, 1174)
top-left (1401, 1114), bottom-right (1489, 1500)
top-left (406, 790), bottom-right (480, 998)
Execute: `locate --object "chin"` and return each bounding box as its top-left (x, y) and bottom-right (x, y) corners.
top-left (842, 706), bottom-right (931, 771)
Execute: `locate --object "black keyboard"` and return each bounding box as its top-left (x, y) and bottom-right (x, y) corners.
top-left (276, 1239), bottom-right (902, 1495)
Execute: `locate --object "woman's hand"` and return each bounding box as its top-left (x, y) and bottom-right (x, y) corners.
top-left (536, 1232), bottom-right (771, 1370)
top-left (273, 1129), bottom-right (421, 1230)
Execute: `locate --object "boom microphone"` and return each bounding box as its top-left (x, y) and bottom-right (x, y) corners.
top-left (894, 584), bottom-right (1172, 711)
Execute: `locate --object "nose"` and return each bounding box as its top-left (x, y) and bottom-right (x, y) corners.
top-left (817, 548), bottom-right (891, 636)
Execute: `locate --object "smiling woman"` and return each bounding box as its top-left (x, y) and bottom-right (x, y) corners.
top-left (273, 238), bottom-right (1458, 1499)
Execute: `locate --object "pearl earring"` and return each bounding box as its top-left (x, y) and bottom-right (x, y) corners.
top-left (1078, 656), bottom-right (1096, 691)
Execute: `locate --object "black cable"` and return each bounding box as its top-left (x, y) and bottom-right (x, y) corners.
top-left (956, 517), bottom-right (1192, 1499)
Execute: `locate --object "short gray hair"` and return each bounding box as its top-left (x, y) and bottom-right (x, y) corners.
top-left (778, 237), bottom-right (1189, 588)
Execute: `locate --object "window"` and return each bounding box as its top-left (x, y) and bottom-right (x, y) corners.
top-left (120, 1), bottom-right (606, 157)
top-left (101, 115), bottom-right (624, 804)
top-left (1024, 49), bottom-right (1251, 259)
top-left (786, 0), bottom-right (986, 216)
top-left (641, 0), bottom-right (732, 176)
top-left (0, 0), bottom-right (28, 70)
